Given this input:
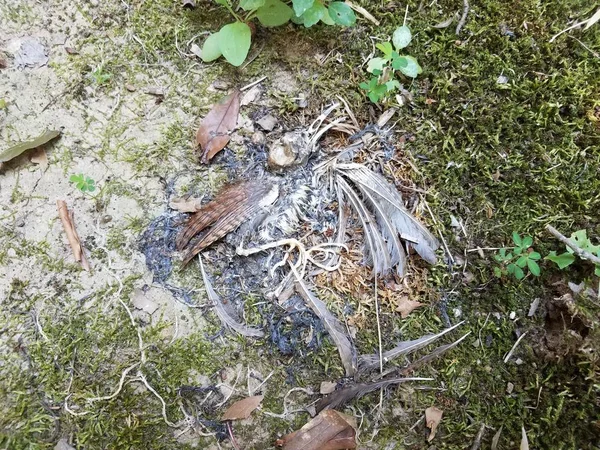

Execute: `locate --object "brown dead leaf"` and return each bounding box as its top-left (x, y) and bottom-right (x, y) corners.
top-left (0, 56), bottom-right (8, 69)
top-left (277, 409), bottom-right (356, 450)
top-left (64, 47), bottom-right (79, 55)
top-left (320, 381), bottom-right (337, 395)
top-left (30, 147), bottom-right (48, 169)
top-left (221, 395), bottom-right (263, 421)
top-left (169, 196), bottom-right (203, 213)
top-left (425, 406), bottom-right (443, 442)
top-left (196, 90), bottom-right (240, 164)
top-left (57, 200), bottom-right (90, 271)
top-left (396, 297), bottom-right (423, 318)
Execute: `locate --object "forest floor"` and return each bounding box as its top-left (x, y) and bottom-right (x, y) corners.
top-left (1, 0), bottom-right (599, 449)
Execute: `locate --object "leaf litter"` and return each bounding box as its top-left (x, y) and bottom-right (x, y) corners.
top-left (196, 90), bottom-right (240, 163)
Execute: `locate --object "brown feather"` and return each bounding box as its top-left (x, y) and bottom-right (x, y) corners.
top-left (178, 180), bottom-right (279, 266)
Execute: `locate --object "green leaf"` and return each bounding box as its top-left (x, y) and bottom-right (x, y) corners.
top-left (391, 56), bottom-right (408, 70)
top-left (514, 266), bottom-right (525, 280)
top-left (516, 255), bottom-right (528, 268)
top-left (507, 263), bottom-right (516, 274)
top-left (514, 247), bottom-right (523, 255)
top-left (320, 8), bottom-right (335, 25)
top-left (595, 265), bottom-right (600, 277)
top-left (359, 82), bottom-right (370, 90)
top-left (328, 2), bottom-right (356, 26)
top-left (201, 32), bottom-right (222, 62)
top-left (302, 0), bottom-right (325, 27)
top-left (527, 259), bottom-right (540, 276)
top-left (398, 55), bottom-right (422, 78)
top-left (218, 22), bottom-right (252, 66)
top-left (239, 0), bottom-right (265, 10)
top-left (292, 0), bottom-right (314, 16)
top-left (367, 57), bottom-right (387, 73)
top-left (392, 25), bottom-right (412, 49)
top-left (215, 0), bottom-right (230, 5)
top-left (256, 0), bottom-right (293, 26)
top-left (70, 174), bottom-right (95, 192)
top-left (545, 251), bottom-right (575, 269)
top-left (522, 235), bottom-right (533, 248)
top-left (529, 252), bottom-right (541, 260)
top-left (0, 130), bottom-right (61, 163)
top-left (512, 231), bottom-right (522, 246)
top-left (385, 79), bottom-right (400, 91)
top-left (494, 267), bottom-right (502, 278)
top-left (499, 248), bottom-right (507, 258)
top-left (368, 91), bottom-right (380, 103)
top-left (376, 42), bottom-right (393, 58)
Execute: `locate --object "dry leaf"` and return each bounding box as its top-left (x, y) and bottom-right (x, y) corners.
top-left (396, 297), bottom-right (423, 318)
top-left (30, 147), bottom-right (48, 168)
top-left (57, 200), bottom-right (90, 271)
top-left (491, 425), bottom-right (502, 450)
top-left (584, 7), bottom-right (600, 30)
top-left (1, 130), bottom-right (61, 163)
top-left (277, 409), bottom-right (356, 450)
top-left (196, 90), bottom-right (240, 163)
top-left (64, 47), bottom-right (79, 55)
top-left (241, 85), bottom-right (260, 106)
top-left (425, 406), bottom-right (443, 442)
top-left (221, 395), bottom-right (263, 421)
top-left (169, 196), bottom-right (203, 213)
top-left (520, 426), bottom-right (529, 450)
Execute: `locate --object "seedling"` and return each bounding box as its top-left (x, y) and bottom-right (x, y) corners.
top-left (69, 174), bottom-right (96, 193)
top-left (201, 0), bottom-right (356, 66)
top-left (89, 65), bottom-right (112, 86)
top-left (546, 229), bottom-right (600, 276)
top-left (494, 232), bottom-right (541, 280)
top-left (360, 23), bottom-right (422, 103)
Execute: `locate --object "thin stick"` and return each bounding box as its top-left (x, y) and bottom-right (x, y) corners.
top-left (346, 0), bottom-right (380, 26)
top-left (403, 4), bottom-right (409, 27)
top-left (545, 224), bottom-right (600, 266)
top-left (240, 76), bottom-right (267, 91)
top-left (503, 331), bottom-right (528, 363)
top-left (470, 422), bottom-right (487, 450)
top-left (57, 200), bottom-right (90, 270)
top-left (456, 0), bottom-right (470, 35)
top-left (87, 363), bottom-right (140, 402)
top-left (549, 17), bottom-right (591, 43)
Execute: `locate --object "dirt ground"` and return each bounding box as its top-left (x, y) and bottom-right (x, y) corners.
top-left (1, 0), bottom-right (600, 449)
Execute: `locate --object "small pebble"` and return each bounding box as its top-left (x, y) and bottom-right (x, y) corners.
top-left (506, 382), bottom-right (514, 394)
top-left (509, 311), bottom-right (516, 320)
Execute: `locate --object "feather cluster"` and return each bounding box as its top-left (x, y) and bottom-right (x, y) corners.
top-left (332, 162), bottom-right (439, 276)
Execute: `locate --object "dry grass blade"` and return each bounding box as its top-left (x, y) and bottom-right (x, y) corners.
top-left (293, 267), bottom-right (356, 377)
top-left (196, 90), bottom-right (240, 163)
top-left (315, 376), bottom-right (432, 413)
top-left (198, 254), bottom-right (264, 338)
top-left (222, 395), bottom-right (263, 421)
top-left (584, 7), bottom-right (600, 30)
top-left (491, 426), bottom-right (503, 450)
top-left (56, 200), bottom-right (90, 271)
top-left (359, 321), bottom-right (464, 372)
top-left (178, 181), bottom-right (279, 266)
top-left (336, 163), bottom-right (439, 270)
top-left (520, 426), bottom-right (529, 450)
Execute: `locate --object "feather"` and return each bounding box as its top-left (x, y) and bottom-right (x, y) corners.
top-left (198, 254), bottom-right (264, 338)
top-left (336, 163), bottom-right (439, 265)
top-left (359, 321), bottom-right (464, 372)
top-left (337, 177), bottom-right (391, 275)
top-left (178, 181), bottom-right (279, 266)
top-left (400, 331), bottom-right (471, 375)
top-left (315, 376), bottom-right (432, 413)
top-left (293, 268), bottom-right (357, 377)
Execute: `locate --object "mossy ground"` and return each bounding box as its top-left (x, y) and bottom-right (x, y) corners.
top-left (1, 0), bottom-right (599, 448)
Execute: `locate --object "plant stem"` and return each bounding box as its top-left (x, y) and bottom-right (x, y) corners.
top-left (545, 224), bottom-right (600, 266)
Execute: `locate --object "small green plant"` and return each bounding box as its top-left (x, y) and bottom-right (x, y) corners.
top-left (69, 174), bottom-right (96, 193)
top-left (89, 65), bottom-right (112, 85)
top-left (546, 229), bottom-right (600, 276)
top-left (494, 232), bottom-right (541, 280)
top-left (360, 24), bottom-right (422, 103)
top-left (201, 0), bottom-right (356, 66)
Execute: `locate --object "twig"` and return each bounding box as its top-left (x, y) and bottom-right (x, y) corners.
top-left (346, 0), bottom-right (380, 25)
top-left (240, 76), bottom-right (267, 91)
top-left (549, 10), bottom-right (597, 43)
top-left (470, 422), bottom-right (487, 450)
top-left (545, 224), bottom-right (600, 266)
top-left (503, 331), bottom-right (528, 363)
top-left (87, 363), bottom-right (140, 402)
top-left (138, 371), bottom-right (182, 427)
top-left (57, 200), bottom-right (90, 270)
top-left (456, 0), bottom-right (470, 35)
